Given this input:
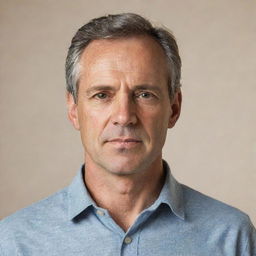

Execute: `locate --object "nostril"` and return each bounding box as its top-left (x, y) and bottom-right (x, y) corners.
top-left (111, 112), bottom-right (137, 127)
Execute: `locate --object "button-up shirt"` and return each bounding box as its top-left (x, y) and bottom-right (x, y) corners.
top-left (1, 161), bottom-right (255, 255)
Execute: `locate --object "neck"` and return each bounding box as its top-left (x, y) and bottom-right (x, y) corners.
top-left (84, 156), bottom-right (165, 231)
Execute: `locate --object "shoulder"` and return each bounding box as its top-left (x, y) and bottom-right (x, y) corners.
top-left (181, 185), bottom-right (256, 254)
top-left (0, 187), bottom-right (68, 243)
top-left (181, 184), bottom-right (256, 240)
top-left (181, 184), bottom-right (251, 224)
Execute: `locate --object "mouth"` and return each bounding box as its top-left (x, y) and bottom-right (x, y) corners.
top-left (106, 137), bottom-right (142, 149)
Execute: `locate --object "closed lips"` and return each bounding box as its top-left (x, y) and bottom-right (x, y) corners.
top-left (108, 138), bottom-right (141, 143)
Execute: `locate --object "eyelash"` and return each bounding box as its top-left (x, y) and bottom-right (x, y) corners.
top-left (92, 91), bottom-right (156, 101)
top-left (135, 92), bottom-right (154, 99)
top-left (94, 92), bottom-right (108, 99)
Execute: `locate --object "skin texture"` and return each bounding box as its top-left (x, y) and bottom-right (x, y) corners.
top-left (67, 36), bottom-right (182, 230)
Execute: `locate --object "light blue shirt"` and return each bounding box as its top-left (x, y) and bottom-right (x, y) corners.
top-left (1, 161), bottom-right (255, 255)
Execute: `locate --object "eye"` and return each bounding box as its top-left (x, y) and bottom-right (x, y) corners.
top-left (93, 92), bottom-right (108, 99)
top-left (140, 92), bottom-right (151, 98)
top-left (136, 91), bottom-right (154, 99)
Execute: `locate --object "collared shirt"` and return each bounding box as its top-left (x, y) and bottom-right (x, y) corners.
top-left (0, 161), bottom-right (255, 256)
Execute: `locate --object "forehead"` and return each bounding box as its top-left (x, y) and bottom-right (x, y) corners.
top-left (79, 36), bottom-right (168, 82)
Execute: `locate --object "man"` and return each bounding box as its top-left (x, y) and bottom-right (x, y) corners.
top-left (0, 13), bottom-right (255, 255)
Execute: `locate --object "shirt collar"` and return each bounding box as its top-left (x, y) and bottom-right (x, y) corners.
top-left (67, 165), bottom-right (95, 220)
top-left (67, 161), bottom-right (185, 221)
top-left (157, 160), bottom-right (185, 220)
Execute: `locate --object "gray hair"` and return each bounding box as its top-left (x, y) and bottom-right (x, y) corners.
top-left (65, 13), bottom-right (181, 102)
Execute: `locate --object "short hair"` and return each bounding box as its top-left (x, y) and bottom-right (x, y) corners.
top-left (65, 13), bottom-right (181, 102)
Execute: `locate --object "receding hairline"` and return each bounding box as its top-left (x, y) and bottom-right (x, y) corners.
top-left (76, 35), bottom-right (171, 91)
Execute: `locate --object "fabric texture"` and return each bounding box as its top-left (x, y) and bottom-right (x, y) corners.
top-left (1, 161), bottom-right (255, 256)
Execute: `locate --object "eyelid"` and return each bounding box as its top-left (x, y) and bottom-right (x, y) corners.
top-left (94, 92), bottom-right (107, 98)
top-left (91, 91), bottom-right (114, 101)
top-left (89, 89), bottom-right (159, 101)
top-left (135, 90), bottom-right (157, 98)
top-left (91, 90), bottom-right (109, 96)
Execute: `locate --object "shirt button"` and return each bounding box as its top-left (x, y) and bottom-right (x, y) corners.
top-left (96, 210), bottom-right (105, 216)
top-left (124, 236), bottom-right (132, 244)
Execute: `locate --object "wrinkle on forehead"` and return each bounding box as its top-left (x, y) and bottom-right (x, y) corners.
top-left (79, 36), bottom-right (169, 80)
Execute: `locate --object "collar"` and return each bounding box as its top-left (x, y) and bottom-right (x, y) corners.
top-left (67, 161), bottom-right (185, 221)
top-left (156, 160), bottom-right (185, 220)
top-left (67, 165), bottom-right (95, 220)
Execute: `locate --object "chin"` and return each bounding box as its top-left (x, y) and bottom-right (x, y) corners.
top-left (101, 157), bottom-right (147, 176)
top-left (106, 164), bottom-right (140, 176)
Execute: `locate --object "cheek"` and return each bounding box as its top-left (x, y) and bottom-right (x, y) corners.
top-left (142, 108), bottom-right (170, 138)
top-left (78, 106), bottom-right (109, 135)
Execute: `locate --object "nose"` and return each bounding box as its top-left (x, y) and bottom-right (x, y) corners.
top-left (111, 94), bottom-right (137, 127)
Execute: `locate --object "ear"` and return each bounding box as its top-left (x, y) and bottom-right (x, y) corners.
top-left (66, 92), bottom-right (80, 130)
top-left (168, 89), bottom-right (182, 128)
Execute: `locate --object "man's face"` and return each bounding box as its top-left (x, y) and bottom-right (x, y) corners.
top-left (67, 36), bottom-right (181, 175)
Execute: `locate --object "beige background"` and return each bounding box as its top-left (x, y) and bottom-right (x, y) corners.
top-left (1, 0), bottom-right (255, 225)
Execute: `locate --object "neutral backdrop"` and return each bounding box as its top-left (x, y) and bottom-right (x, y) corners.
top-left (1, 0), bottom-right (255, 225)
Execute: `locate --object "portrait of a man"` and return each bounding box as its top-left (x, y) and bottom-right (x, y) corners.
top-left (0, 10), bottom-right (255, 256)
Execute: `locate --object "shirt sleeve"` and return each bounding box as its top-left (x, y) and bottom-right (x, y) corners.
top-left (242, 219), bottom-right (256, 256)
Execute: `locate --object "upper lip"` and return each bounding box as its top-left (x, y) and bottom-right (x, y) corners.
top-left (108, 137), bottom-right (141, 142)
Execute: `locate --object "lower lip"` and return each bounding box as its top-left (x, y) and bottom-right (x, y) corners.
top-left (107, 141), bottom-right (141, 149)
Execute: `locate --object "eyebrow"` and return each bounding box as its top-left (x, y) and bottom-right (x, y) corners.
top-left (85, 84), bottom-right (162, 96)
top-left (132, 85), bottom-right (162, 93)
top-left (85, 85), bottom-right (114, 96)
